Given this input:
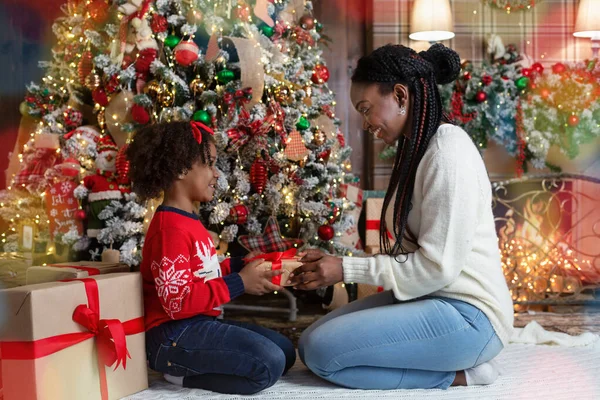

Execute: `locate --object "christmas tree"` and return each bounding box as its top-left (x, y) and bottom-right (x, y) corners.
top-left (0, 0), bottom-right (357, 267)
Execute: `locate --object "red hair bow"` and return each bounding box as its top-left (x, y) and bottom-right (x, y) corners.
top-left (190, 121), bottom-right (214, 144)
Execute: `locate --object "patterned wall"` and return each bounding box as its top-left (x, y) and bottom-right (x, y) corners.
top-left (372, 0), bottom-right (592, 66)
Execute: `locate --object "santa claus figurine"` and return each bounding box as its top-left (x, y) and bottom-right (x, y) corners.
top-left (82, 135), bottom-right (122, 238)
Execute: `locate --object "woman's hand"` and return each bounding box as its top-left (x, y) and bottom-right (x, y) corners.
top-left (290, 249), bottom-right (344, 290)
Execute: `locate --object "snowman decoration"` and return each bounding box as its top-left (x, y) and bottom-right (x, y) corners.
top-left (76, 135), bottom-right (122, 238)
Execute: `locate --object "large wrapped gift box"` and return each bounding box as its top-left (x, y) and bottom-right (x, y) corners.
top-left (253, 249), bottom-right (302, 287)
top-left (26, 262), bottom-right (130, 285)
top-left (0, 273), bottom-right (147, 400)
top-left (365, 198), bottom-right (396, 249)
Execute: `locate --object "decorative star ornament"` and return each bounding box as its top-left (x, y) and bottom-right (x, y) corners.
top-left (238, 216), bottom-right (304, 253)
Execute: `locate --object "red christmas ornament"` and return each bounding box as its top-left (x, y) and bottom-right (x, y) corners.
top-left (317, 149), bottom-right (331, 163)
top-left (131, 104), bottom-right (150, 125)
top-left (136, 48), bottom-right (158, 74)
top-left (337, 132), bottom-right (345, 147)
top-left (463, 71), bottom-right (472, 81)
top-left (174, 41), bottom-right (200, 67)
top-left (115, 145), bottom-right (131, 193)
top-left (552, 63), bottom-right (566, 74)
top-left (568, 114), bottom-right (580, 127)
top-left (481, 75), bottom-right (493, 86)
top-left (75, 209), bottom-right (87, 221)
top-left (521, 68), bottom-right (532, 77)
top-left (475, 91), bottom-right (487, 103)
top-left (250, 158), bottom-right (268, 194)
top-left (235, 5), bottom-right (251, 20)
top-left (299, 15), bottom-right (315, 30)
top-left (63, 109), bottom-right (83, 129)
top-left (318, 224), bottom-right (335, 241)
top-left (78, 51), bottom-right (93, 86)
top-left (92, 88), bottom-right (109, 107)
top-left (229, 204), bottom-right (249, 224)
top-left (88, 0), bottom-right (109, 24)
top-left (150, 14), bottom-right (168, 33)
top-left (106, 75), bottom-right (120, 93)
top-left (311, 65), bottom-right (330, 84)
top-left (532, 62), bottom-right (544, 74)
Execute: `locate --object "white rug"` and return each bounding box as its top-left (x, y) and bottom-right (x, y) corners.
top-left (123, 342), bottom-right (600, 400)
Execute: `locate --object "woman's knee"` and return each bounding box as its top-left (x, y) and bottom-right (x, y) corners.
top-left (300, 327), bottom-right (337, 376)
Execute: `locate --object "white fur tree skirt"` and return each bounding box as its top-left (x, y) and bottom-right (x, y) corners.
top-left (124, 341), bottom-right (600, 400)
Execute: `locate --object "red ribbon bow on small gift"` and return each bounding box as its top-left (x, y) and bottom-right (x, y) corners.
top-left (249, 248), bottom-right (297, 286)
top-left (223, 88), bottom-right (253, 119)
top-left (190, 121), bottom-right (214, 144)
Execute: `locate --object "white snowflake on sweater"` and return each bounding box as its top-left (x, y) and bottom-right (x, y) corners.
top-left (152, 255), bottom-right (191, 302)
top-left (61, 182), bottom-right (72, 194)
top-left (193, 240), bottom-right (221, 281)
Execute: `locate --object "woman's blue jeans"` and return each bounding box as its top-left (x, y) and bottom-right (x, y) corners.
top-left (146, 314), bottom-right (296, 395)
top-left (299, 291), bottom-right (503, 390)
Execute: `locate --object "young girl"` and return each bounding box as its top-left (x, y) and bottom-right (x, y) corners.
top-left (292, 44), bottom-right (514, 390)
top-left (127, 121), bottom-right (296, 395)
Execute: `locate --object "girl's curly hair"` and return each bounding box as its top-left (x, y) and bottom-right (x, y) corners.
top-left (126, 121), bottom-right (215, 201)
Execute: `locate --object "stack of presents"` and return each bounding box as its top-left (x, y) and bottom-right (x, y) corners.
top-left (0, 185), bottom-right (387, 399)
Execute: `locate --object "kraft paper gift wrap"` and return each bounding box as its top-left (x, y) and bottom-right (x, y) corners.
top-left (0, 273), bottom-right (147, 400)
top-left (252, 249), bottom-right (302, 287)
top-left (26, 262), bottom-right (130, 285)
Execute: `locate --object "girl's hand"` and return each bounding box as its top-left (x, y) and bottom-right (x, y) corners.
top-left (289, 254), bottom-right (344, 290)
top-left (238, 258), bottom-right (282, 295)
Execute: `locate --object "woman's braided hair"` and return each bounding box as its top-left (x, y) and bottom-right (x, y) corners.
top-left (351, 43), bottom-right (461, 258)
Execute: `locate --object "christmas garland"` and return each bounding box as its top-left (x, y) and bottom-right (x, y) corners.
top-left (382, 45), bottom-right (600, 176)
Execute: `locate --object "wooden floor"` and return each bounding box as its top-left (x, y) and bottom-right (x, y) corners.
top-left (514, 311), bottom-right (600, 335)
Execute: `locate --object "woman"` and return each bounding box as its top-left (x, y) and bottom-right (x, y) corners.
top-left (290, 43), bottom-right (514, 390)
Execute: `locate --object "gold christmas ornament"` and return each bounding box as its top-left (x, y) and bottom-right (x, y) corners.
top-left (273, 85), bottom-right (292, 105)
top-left (143, 80), bottom-right (162, 100)
top-left (189, 78), bottom-right (206, 97)
top-left (157, 85), bottom-right (175, 107)
top-left (312, 129), bottom-right (326, 146)
top-left (85, 73), bottom-right (102, 90)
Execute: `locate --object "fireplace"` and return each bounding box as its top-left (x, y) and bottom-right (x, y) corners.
top-left (492, 174), bottom-right (600, 311)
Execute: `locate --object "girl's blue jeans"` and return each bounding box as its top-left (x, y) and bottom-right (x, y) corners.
top-left (146, 314), bottom-right (296, 395)
top-left (299, 290), bottom-right (503, 390)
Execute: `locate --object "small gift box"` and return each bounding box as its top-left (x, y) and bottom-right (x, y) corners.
top-left (0, 273), bottom-right (147, 400)
top-left (339, 183), bottom-right (363, 208)
top-left (252, 249), bottom-right (302, 287)
top-left (26, 262), bottom-right (130, 285)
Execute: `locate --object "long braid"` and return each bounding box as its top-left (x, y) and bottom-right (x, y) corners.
top-left (353, 43), bottom-right (461, 259)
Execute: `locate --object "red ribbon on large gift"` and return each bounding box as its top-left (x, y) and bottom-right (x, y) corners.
top-left (0, 278), bottom-right (144, 400)
top-left (249, 248), bottom-right (297, 286)
top-left (366, 220), bottom-right (394, 240)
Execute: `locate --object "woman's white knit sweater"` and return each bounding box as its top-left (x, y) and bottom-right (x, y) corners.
top-left (343, 124), bottom-right (514, 345)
